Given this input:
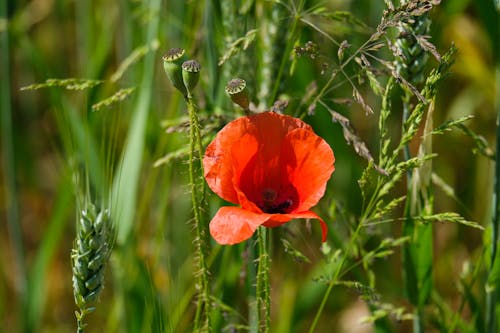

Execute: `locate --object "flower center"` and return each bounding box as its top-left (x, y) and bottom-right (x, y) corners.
top-left (259, 188), bottom-right (294, 214)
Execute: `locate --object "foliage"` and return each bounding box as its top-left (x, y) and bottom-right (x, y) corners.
top-left (2, 0), bottom-right (499, 332)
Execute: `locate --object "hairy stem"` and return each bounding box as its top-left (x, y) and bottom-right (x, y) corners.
top-left (186, 97), bottom-right (211, 332)
top-left (256, 227), bottom-right (271, 333)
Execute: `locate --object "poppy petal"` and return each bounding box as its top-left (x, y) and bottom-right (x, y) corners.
top-left (203, 117), bottom-right (253, 204)
top-left (281, 128), bottom-right (335, 212)
top-left (230, 133), bottom-right (263, 212)
top-left (244, 112), bottom-right (311, 166)
top-left (263, 210), bottom-right (328, 242)
top-left (203, 112), bottom-right (312, 205)
top-left (209, 206), bottom-right (270, 245)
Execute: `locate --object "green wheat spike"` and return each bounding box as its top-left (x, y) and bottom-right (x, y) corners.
top-left (394, 1), bottom-right (431, 87)
top-left (71, 204), bottom-right (111, 332)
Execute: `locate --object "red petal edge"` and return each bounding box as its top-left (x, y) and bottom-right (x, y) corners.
top-left (209, 206), bottom-right (270, 245)
top-left (263, 210), bottom-right (328, 242)
top-left (281, 128), bottom-right (335, 212)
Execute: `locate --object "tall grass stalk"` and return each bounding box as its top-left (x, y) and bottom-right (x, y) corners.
top-left (486, 28), bottom-right (500, 333)
top-left (395, 7), bottom-right (432, 332)
top-left (1, 3), bottom-right (28, 329)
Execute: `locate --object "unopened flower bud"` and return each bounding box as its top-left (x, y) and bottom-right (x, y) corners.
top-left (225, 78), bottom-right (249, 111)
top-left (163, 48), bottom-right (188, 97)
top-left (181, 60), bottom-right (201, 98)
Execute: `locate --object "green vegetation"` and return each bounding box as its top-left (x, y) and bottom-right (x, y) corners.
top-left (1, 0), bottom-right (499, 332)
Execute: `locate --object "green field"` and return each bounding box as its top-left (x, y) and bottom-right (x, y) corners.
top-left (1, 0), bottom-right (500, 332)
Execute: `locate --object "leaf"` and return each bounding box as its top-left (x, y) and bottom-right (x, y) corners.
top-left (487, 247), bottom-right (500, 291)
top-left (402, 215), bottom-right (433, 306)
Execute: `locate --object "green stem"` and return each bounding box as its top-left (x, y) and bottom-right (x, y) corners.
top-left (486, 6), bottom-right (500, 332)
top-left (187, 97), bottom-right (211, 332)
top-left (309, 223), bottom-right (364, 333)
top-left (487, 64), bottom-right (500, 333)
top-left (402, 93), bottom-right (412, 179)
top-left (256, 227), bottom-right (271, 333)
top-left (402, 91), bottom-right (425, 333)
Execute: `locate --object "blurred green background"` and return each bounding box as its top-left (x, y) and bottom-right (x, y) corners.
top-left (1, 0), bottom-right (499, 332)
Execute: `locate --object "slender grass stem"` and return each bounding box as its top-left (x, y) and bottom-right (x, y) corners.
top-left (485, 10), bottom-right (500, 330)
top-left (486, 63), bottom-right (500, 333)
top-left (401, 90), bottom-right (425, 333)
top-left (309, 222), bottom-right (364, 333)
top-left (402, 92), bottom-right (412, 177)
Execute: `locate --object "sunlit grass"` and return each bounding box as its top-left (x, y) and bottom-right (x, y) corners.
top-left (2, 0), bottom-right (500, 332)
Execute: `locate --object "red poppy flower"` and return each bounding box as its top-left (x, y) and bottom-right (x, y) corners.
top-left (203, 111), bottom-right (335, 245)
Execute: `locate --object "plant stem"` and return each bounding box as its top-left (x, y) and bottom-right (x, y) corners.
top-left (186, 97), bottom-right (211, 332)
top-left (402, 91), bottom-right (423, 333)
top-left (402, 93), bottom-right (412, 175)
top-left (256, 227), bottom-right (271, 333)
top-left (309, 223), bottom-right (363, 333)
top-left (486, 63), bottom-right (500, 333)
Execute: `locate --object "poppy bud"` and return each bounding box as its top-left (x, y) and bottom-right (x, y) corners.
top-left (163, 48), bottom-right (188, 97)
top-left (225, 78), bottom-right (249, 111)
top-left (181, 60), bottom-right (201, 98)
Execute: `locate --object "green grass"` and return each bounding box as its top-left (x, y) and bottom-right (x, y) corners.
top-left (2, 0), bottom-right (500, 332)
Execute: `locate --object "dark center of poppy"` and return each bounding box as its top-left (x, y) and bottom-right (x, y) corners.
top-left (258, 187), bottom-right (295, 214)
